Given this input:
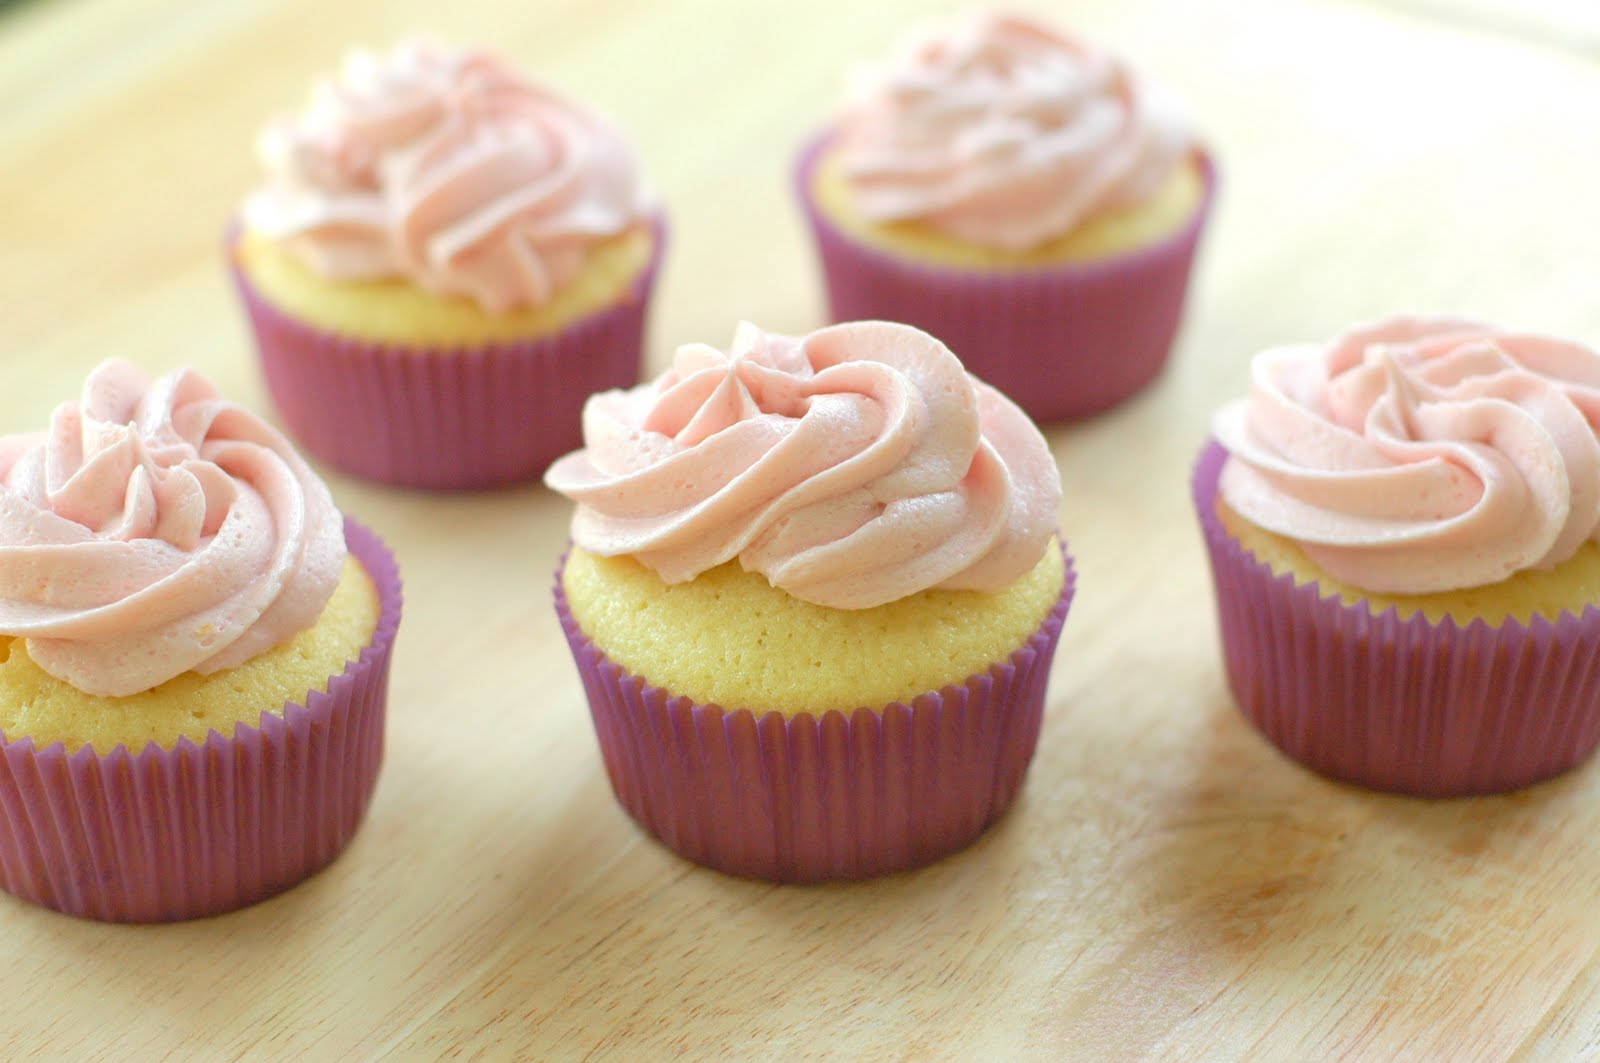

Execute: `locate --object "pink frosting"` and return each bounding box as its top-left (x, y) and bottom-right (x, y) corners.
top-left (831, 11), bottom-right (1190, 250)
top-left (0, 361), bottom-right (346, 697)
top-left (1214, 317), bottom-right (1600, 595)
top-left (243, 36), bottom-right (648, 312)
top-left (545, 321), bottom-right (1061, 608)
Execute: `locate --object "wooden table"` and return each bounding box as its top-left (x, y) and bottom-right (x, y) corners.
top-left (5, 0), bottom-right (1600, 1058)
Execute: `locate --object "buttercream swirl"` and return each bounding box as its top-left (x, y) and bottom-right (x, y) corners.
top-left (832, 11), bottom-right (1190, 250)
top-left (0, 361), bottom-right (346, 697)
top-left (1214, 317), bottom-right (1600, 594)
top-left (244, 36), bottom-right (648, 311)
top-left (545, 321), bottom-right (1060, 608)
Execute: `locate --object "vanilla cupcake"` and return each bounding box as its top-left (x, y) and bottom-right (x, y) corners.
top-left (0, 361), bottom-right (401, 921)
top-left (546, 320), bottom-right (1073, 881)
top-left (1198, 317), bottom-right (1600, 796)
top-left (231, 36), bottom-right (664, 489)
top-left (796, 12), bottom-right (1214, 422)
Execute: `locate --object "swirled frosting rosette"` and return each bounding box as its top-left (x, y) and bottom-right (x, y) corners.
top-left (0, 361), bottom-right (402, 922)
top-left (795, 12), bottom-right (1214, 423)
top-left (231, 35), bottom-right (665, 490)
top-left (549, 320), bottom-right (1073, 881)
top-left (0, 360), bottom-right (345, 697)
top-left (545, 319), bottom-right (1061, 608)
top-left (244, 35), bottom-right (649, 311)
top-left (833, 11), bottom-right (1191, 248)
top-left (1214, 317), bottom-right (1600, 594)
top-left (1199, 317), bottom-right (1600, 796)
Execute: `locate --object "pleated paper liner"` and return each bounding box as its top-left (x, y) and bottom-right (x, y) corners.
top-left (794, 133), bottom-right (1215, 424)
top-left (229, 217), bottom-right (666, 491)
top-left (0, 518), bottom-right (402, 922)
top-left (554, 544), bottom-right (1075, 882)
top-left (1194, 440), bottom-right (1600, 797)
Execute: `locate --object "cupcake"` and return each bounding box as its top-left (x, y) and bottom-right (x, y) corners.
top-left (545, 320), bottom-right (1073, 881)
top-left (0, 361), bottom-right (402, 921)
top-left (796, 12), bottom-right (1214, 423)
top-left (1199, 317), bottom-right (1600, 796)
top-left (231, 36), bottom-right (664, 490)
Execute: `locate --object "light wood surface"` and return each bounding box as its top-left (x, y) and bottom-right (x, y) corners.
top-left (4, 0), bottom-right (1600, 1059)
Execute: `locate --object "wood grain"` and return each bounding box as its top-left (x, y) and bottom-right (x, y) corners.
top-left (3, 0), bottom-right (1600, 1059)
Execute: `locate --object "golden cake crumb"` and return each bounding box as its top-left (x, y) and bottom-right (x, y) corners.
top-left (0, 556), bottom-right (380, 753)
top-left (811, 148), bottom-right (1205, 269)
top-left (235, 224), bottom-right (655, 345)
top-left (1218, 497), bottom-right (1600, 625)
top-left (563, 541), bottom-right (1066, 714)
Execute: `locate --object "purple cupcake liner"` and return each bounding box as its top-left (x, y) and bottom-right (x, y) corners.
top-left (0, 519), bottom-right (402, 922)
top-left (795, 134), bottom-right (1215, 423)
top-left (1194, 440), bottom-right (1600, 797)
top-left (229, 217), bottom-right (666, 491)
top-left (553, 544), bottom-right (1075, 882)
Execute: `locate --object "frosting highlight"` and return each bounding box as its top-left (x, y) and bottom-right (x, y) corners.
top-left (832, 12), bottom-right (1190, 250)
top-left (244, 36), bottom-right (648, 312)
top-left (545, 321), bottom-right (1061, 608)
top-left (1214, 317), bottom-right (1600, 594)
top-left (0, 361), bottom-right (346, 697)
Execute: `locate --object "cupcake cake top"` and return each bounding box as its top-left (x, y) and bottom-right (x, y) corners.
top-left (546, 321), bottom-right (1061, 608)
top-left (1214, 317), bottom-right (1600, 595)
top-left (0, 361), bottom-right (345, 696)
top-left (243, 35), bottom-right (650, 312)
top-left (830, 11), bottom-right (1191, 251)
